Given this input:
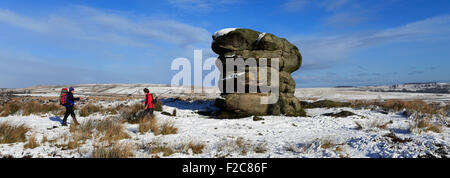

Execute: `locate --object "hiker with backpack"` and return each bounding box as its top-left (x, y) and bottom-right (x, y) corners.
top-left (143, 88), bottom-right (156, 116)
top-left (60, 87), bottom-right (81, 126)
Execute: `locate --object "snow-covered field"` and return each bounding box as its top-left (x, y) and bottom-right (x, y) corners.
top-left (295, 88), bottom-right (450, 103)
top-left (0, 96), bottom-right (448, 158)
top-left (9, 83), bottom-right (450, 102)
top-left (0, 84), bottom-right (449, 158)
top-left (17, 84), bottom-right (221, 99)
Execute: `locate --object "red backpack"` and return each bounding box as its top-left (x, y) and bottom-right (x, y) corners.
top-left (60, 88), bottom-right (68, 105)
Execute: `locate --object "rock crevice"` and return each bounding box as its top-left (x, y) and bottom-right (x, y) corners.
top-left (212, 28), bottom-right (305, 117)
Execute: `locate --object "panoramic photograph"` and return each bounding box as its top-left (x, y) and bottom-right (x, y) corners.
top-left (0, 0), bottom-right (449, 164)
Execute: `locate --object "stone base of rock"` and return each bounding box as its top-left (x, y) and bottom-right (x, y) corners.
top-left (214, 93), bottom-right (306, 118)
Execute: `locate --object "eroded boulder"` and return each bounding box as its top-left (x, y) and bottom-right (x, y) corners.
top-left (212, 28), bottom-right (305, 118)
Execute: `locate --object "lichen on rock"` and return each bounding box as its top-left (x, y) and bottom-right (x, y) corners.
top-left (212, 28), bottom-right (305, 118)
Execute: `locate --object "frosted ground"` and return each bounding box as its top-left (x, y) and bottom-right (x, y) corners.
top-left (0, 84), bottom-right (449, 158)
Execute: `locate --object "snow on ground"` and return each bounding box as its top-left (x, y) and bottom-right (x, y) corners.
top-left (295, 88), bottom-right (450, 103)
top-left (18, 84), bottom-right (221, 99)
top-left (13, 84), bottom-right (449, 104)
top-left (0, 98), bottom-right (448, 158)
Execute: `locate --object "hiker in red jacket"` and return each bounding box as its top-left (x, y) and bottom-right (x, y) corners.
top-left (143, 88), bottom-right (154, 116)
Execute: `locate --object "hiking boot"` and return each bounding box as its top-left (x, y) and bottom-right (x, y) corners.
top-left (62, 122), bottom-right (67, 126)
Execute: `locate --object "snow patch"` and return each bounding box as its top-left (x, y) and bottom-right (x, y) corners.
top-left (256, 32), bottom-right (266, 44)
top-left (213, 28), bottom-right (238, 39)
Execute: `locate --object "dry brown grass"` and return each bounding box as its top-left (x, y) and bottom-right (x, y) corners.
top-left (0, 96), bottom-right (165, 119)
top-left (138, 116), bottom-right (152, 134)
top-left (92, 142), bottom-right (135, 158)
top-left (350, 99), bottom-right (446, 133)
top-left (69, 120), bottom-right (95, 141)
top-left (352, 120), bottom-right (393, 130)
top-left (1, 100), bottom-right (64, 117)
top-left (185, 141), bottom-right (206, 154)
top-left (236, 137), bottom-right (249, 155)
top-left (160, 121), bottom-right (178, 135)
top-left (46, 137), bottom-right (57, 145)
top-left (370, 120), bottom-right (393, 130)
top-left (217, 137), bottom-right (253, 156)
top-left (67, 137), bottom-right (83, 150)
top-left (22, 102), bottom-right (64, 116)
top-left (41, 135), bottom-right (47, 144)
top-left (58, 118), bottom-right (131, 148)
top-left (320, 139), bottom-right (334, 149)
top-left (149, 141), bottom-right (175, 156)
top-left (54, 135), bottom-right (83, 150)
top-left (88, 96), bottom-right (136, 102)
top-left (320, 139), bottom-right (345, 150)
top-left (24, 132), bottom-right (40, 149)
top-left (426, 124), bottom-right (443, 133)
top-left (0, 122), bottom-right (30, 144)
top-left (438, 107), bottom-right (448, 121)
top-left (383, 100), bottom-right (437, 114)
top-left (95, 118), bottom-right (131, 143)
top-left (0, 102), bottom-right (21, 116)
top-left (354, 121), bottom-right (363, 130)
top-left (172, 109), bottom-right (177, 116)
top-left (298, 97), bottom-right (321, 101)
top-left (102, 104), bottom-right (124, 115)
top-left (79, 104), bottom-right (101, 117)
top-left (0, 154), bottom-right (14, 158)
top-left (411, 118), bottom-right (443, 133)
top-left (119, 103), bottom-right (145, 124)
top-left (384, 133), bottom-right (412, 143)
top-left (253, 143), bottom-right (267, 153)
top-left (350, 100), bottom-right (380, 108)
top-left (335, 146), bottom-right (344, 152)
top-left (350, 99), bottom-right (438, 115)
top-left (138, 115), bottom-right (159, 135)
top-left (302, 100), bottom-right (351, 109)
top-left (285, 144), bottom-right (300, 153)
top-left (143, 140), bottom-right (205, 156)
top-left (155, 99), bottom-right (163, 111)
top-left (151, 146), bottom-right (174, 156)
top-left (56, 124), bottom-right (92, 150)
top-left (417, 119), bottom-right (429, 129)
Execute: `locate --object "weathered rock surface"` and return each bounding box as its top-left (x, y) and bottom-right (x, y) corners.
top-left (212, 28), bottom-right (305, 117)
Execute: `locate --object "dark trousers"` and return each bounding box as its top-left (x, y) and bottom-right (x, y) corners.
top-left (143, 108), bottom-right (154, 116)
top-left (63, 106), bottom-right (79, 124)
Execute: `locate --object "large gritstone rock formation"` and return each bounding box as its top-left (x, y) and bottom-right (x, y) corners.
top-left (212, 28), bottom-right (305, 118)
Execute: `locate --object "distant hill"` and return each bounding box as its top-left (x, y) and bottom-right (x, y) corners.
top-left (360, 82), bottom-right (450, 94)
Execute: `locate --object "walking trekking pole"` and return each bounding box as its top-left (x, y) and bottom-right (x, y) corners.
top-left (159, 89), bottom-right (172, 96)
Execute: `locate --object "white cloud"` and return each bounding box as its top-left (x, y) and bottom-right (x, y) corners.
top-left (293, 15), bottom-right (450, 70)
top-left (168, 0), bottom-right (240, 11)
top-left (324, 11), bottom-right (366, 27)
top-left (281, 0), bottom-right (310, 12)
top-left (0, 6), bottom-right (211, 48)
top-left (318, 0), bottom-right (350, 11)
top-left (282, 0), bottom-right (351, 12)
top-left (282, 0), bottom-right (368, 29)
top-left (0, 9), bottom-right (48, 32)
top-left (0, 6), bottom-right (215, 87)
top-left (0, 50), bottom-right (124, 88)
top-left (373, 15), bottom-right (450, 41)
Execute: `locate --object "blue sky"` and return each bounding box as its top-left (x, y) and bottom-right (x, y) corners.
top-left (0, 0), bottom-right (449, 88)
